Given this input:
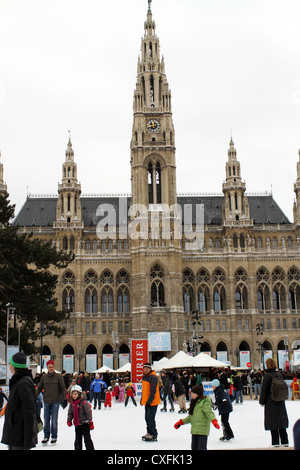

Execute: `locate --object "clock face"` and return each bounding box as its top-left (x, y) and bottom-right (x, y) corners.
top-left (146, 119), bottom-right (160, 133)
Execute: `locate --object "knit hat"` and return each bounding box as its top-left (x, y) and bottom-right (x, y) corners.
top-left (211, 379), bottom-right (220, 387)
top-left (9, 352), bottom-right (27, 369)
top-left (143, 362), bottom-right (152, 369)
top-left (191, 384), bottom-right (204, 396)
top-left (47, 359), bottom-right (55, 367)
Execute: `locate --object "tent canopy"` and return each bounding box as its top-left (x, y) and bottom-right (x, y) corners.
top-left (159, 351), bottom-right (193, 370)
top-left (115, 362), bottom-right (131, 373)
top-left (188, 352), bottom-right (228, 368)
top-left (93, 365), bottom-right (115, 373)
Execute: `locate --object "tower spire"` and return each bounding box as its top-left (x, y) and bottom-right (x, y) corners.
top-left (0, 151), bottom-right (7, 195)
top-left (54, 135), bottom-right (83, 229)
top-left (131, 3), bottom-right (176, 209)
top-left (222, 138), bottom-right (252, 226)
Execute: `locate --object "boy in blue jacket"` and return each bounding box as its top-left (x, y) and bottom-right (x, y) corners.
top-left (90, 375), bottom-right (107, 410)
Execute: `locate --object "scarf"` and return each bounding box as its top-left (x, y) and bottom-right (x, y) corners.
top-left (71, 398), bottom-right (81, 426)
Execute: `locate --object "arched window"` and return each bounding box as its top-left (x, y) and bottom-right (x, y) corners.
top-left (62, 287), bottom-right (75, 312)
top-left (151, 281), bottom-right (165, 306)
top-left (156, 162), bottom-right (161, 204)
top-left (197, 289), bottom-right (208, 313)
top-left (150, 264), bottom-right (165, 306)
top-left (183, 285), bottom-right (194, 313)
top-left (213, 291), bottom-right (222, 311)
top-left (117, 287), bottom-right (130, 313)
top-left (101, 287), bottom-right (114, 313)
top-left (85, 287), bottom-right (98, 314)
top-left (148, 162), bottom-right (153, 204)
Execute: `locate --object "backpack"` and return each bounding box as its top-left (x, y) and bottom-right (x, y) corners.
top-left (270, 373), bottom-right (288, 402)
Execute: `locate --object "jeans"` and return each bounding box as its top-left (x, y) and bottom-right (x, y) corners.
top-left (93, 392), bottom-right (101, 409)
top-left (43, 402), bottom-right (60, 439)
top-left (145, 405), bottom-right (158, 438)
top-left (235, 390), bottom-right (243, 404)
top-left (254, 383), bottom-right (261, 398)
top-left (162, 393), bottom-right (174, 409)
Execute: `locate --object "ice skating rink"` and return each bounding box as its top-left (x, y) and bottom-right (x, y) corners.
top-left (1, 397), bottom-right (299, 451)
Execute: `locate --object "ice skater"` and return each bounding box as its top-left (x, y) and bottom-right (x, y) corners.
top-left (125, 382), bottom-right (137, 407)
top-left (211, 379), bottom-right (234, 441)
top-left (67, 385), bottom-right (95, 450)
top-left (174, 384), bottom-right (220, 450)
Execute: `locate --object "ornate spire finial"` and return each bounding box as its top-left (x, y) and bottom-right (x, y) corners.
top-left (148, 0), bottom-right (152, 14)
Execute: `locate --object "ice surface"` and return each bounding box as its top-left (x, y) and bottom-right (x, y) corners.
top-left (0, 398), bottom-right (299, 451)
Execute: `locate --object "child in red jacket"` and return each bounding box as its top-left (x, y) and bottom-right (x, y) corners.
top-left (104, 387), bottom-right (113, 408)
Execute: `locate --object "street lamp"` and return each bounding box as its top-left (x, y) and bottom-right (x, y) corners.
top-left (112, 331), bottom-right (119, 370)
top-left (76, 351), bottom-right (83, 371)
top-left (5, 303), bottom-right (16, 385)
top-left (256, 322), bottom-right (264, 368)
top-left (191, 310), bottom-right (204, 356)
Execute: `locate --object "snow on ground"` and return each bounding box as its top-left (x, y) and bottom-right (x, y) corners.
top-left (0, 398), bottom-right (299, 451)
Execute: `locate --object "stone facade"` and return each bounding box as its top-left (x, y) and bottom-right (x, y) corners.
top-left (9, 5), bottom-right (300, 372)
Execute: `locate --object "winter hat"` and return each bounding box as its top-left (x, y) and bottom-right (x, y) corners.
top-left (71, 385), bottom-right (82, 394)
top-left (191, 384), bottom-right (204, 396)
top-left (47, 359), bottom-right (55, 367)
top-left (9, 352), bottom-right (27, 369)
top-left (143, 362), bottom-right (152, 369)
top-left (211, 379), bottom-right (220, 387)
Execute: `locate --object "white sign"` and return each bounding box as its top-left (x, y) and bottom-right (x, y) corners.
top-left (148, 332), bottom-right (171, 351)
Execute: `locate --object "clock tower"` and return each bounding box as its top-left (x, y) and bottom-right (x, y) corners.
top-left (130, 2), bottom-right (184, 358)
top-left (130, 1), bottom-right (177, 209)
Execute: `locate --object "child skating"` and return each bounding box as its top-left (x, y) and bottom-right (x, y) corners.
top-left (67, 385), bottom-right (95, 450)
top-left (174, 384), bottom-right (220, 450)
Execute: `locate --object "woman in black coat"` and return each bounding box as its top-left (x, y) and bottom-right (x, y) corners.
top-left (1, 353), bottom-right (38, 450)
top-left (259, 358), bottom-right (289, 447)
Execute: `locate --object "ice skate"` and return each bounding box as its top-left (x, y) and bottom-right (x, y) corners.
top-left (41, 438), bottom-right (49, 446)
top-left (160, 407), bottom-right (167, 412)
top-left (142, 433), bottom-right (157, 442)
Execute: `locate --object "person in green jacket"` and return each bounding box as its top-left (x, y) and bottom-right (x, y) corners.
top-left (174, 384), bottom-right (220, 450)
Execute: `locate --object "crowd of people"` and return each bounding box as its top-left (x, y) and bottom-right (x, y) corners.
top-left (0, 352), bottom-right (300, 450)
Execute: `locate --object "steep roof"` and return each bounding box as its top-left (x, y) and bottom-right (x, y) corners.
top-left (13, 194), bottom-right (290, 228)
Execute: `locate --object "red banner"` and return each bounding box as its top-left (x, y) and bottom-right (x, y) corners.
top-left (131, 339), bottom-right (148, 383)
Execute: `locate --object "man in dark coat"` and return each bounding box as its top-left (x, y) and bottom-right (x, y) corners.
top-left (1, 352), bottom-right (38, 450)
top-left (259, 358), bottom-right (289, 447)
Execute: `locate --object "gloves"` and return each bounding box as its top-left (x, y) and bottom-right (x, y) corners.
top-left (62, 399), bottom-right (68, 409)
top-left (174, 419), bottom-right (184, 430)
top-left (212, 419), bottom-right (220, 429)
top-left (89, 421), bottom-right (94, 430)
top-left (67, 420), bottom-right (72, 427)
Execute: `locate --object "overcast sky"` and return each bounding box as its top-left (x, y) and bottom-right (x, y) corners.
top-left (0, 0), bottom-right (299, 221)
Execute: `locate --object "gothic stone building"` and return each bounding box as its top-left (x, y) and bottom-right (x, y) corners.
top-left (8, 5), bottom-right (300, 372)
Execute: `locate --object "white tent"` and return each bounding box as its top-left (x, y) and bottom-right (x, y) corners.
top-left (115, 362), bottom-right (131, 373)
top-left (293, 361), bottom-right (300, 367)
top-left (93, 365), bottom-right (115, 374)
top-left (188, 352), bottom-right (228, 368)
top-left (153, 357), bottom-right (169, 371)
top-left (161, 351), bottom-right (194, 369)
